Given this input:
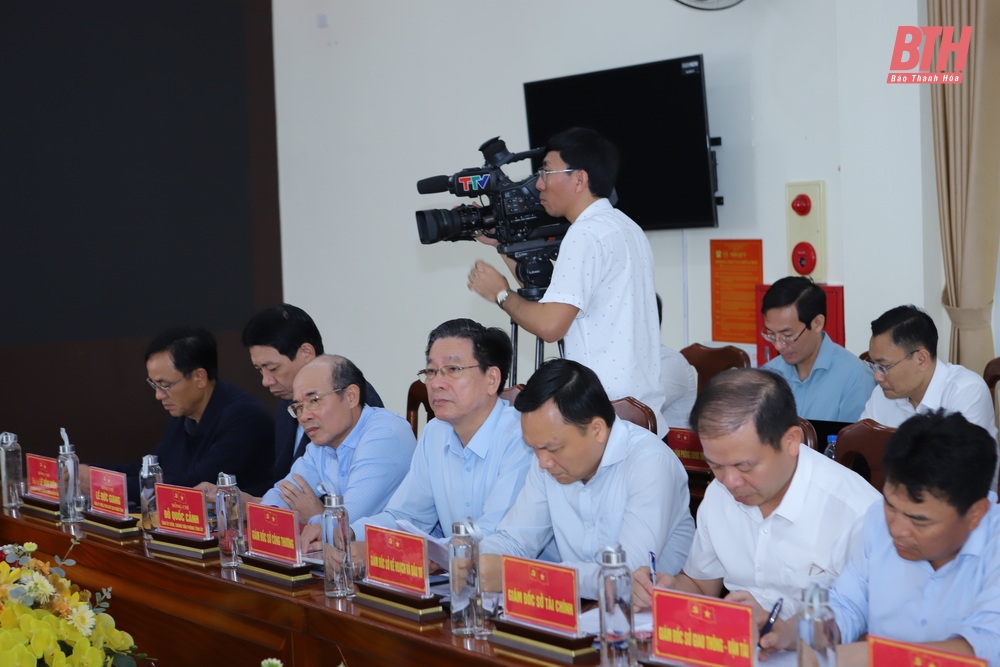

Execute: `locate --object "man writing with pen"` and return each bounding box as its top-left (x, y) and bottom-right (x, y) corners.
top-left (633, 369), bottom-right (879, 654)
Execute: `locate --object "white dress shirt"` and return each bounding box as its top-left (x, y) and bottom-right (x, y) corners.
top-left (481, 419), bottom-right (695, 600)
top-left (660, 344), bottom-right (698, 429)
top-left (861, 359), bottom-right (997, 439)
top-left (541, 199), bottom-right (666, 437)
top-left (684, 445), bottom-right (881, 618)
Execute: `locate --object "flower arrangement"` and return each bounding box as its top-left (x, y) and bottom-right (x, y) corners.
top-left (0, 540), bottom-right (153, 666)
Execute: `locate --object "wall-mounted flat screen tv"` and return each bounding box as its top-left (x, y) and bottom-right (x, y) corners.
top-left (524, 55), bottom-right (719, 231)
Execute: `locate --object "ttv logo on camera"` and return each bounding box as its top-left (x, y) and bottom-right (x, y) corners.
top-left (457, 174), bottom-right (490, 192)
top-left (887, 26), bottom-right (972, 84)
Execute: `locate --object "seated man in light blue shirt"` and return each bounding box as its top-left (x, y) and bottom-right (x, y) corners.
top-left (761, 277), bottom-right (874, 422)
top-left (258, 354), bottom-right (415, 526)
top-left (301, 319), bottom-right (532, 556)
top-left (480, 358), bottom-right (695, 601)
top-left (767, 410), bottom-right (1000, 665)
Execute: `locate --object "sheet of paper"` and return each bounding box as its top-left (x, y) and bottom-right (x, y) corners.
top-left (395, 519), bottom-right (450, 570)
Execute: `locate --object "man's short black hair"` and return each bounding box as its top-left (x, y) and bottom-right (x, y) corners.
top-left (871, 305), bottom-right (938, 360)
top-left (513, 358), bottom-right (616, 431)
top-left (884, 410), bottom-right (996, 515)
top-left (145, 327), bottom-right (218, 381)
top-left (425, 318), bottom-right (513, 389)
top-left (242, 303), bottom-right (325, 359)
top-left (689, 368), bottom-right (798, 450)
top-left (328, 355), bottom-right (368, 406)
top-left (761, 276), bottom-right (826, 325)
top-left (545, 127), bottom-right (619, 199)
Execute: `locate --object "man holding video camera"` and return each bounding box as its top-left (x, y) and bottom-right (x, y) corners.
top-left (468, 127), bottom-right (666, 436)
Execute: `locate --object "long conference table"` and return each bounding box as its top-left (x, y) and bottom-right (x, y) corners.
top-left (0, 509), bottom-right (571, 666)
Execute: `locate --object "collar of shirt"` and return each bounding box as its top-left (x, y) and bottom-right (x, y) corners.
top-left (446, 398), bottom-right (505, 461)
top-left (593, 419), bottom-right (632, 474)
top-left (951, 491), bottom-right (999, 565)
top-left (736, 442), bottom-right (812, 524)
top-left (329, 404), bottom-right (373, 458)
top-left (573, 197), bottom-right (613, 225)
top-left (914, 359), bottom-right (948, 412)
top-left (811, 332), bottom-right (836, 373)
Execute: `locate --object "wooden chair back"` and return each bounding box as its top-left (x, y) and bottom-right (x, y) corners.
top-left (665, 427), bottom-right (711, 517)
top-left (799, 417), bottom-right (818, 451)
top-left (405, 380), bottom-right (434, 438)
top-left (680, 343), bottom-right (752, 393)
top-left (834, 419), bottom-right (896, 491)
top-left (984, 357), bottom-right (1000, 428)
top-left (611, 396), bottom-right (657, 433)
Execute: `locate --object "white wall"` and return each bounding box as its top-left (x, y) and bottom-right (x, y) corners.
top-left (272, 0), bottom-right (943, 413)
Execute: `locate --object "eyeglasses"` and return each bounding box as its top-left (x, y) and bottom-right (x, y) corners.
top-left (866, 350), bottom-right (917, 376)
top-left (146, 376), bottom-right (186, 393)
top-left (416, 365), bottom-right (479, 383)
top-left (760, 325), bottom-right (808, 347)
top-left (287, 388), bottom-right (345, 418)
top-left (536, 168), bottom-right (576, 184)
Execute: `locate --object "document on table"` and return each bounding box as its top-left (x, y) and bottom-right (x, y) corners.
top-left (395, 519), bottom-right (450, 570)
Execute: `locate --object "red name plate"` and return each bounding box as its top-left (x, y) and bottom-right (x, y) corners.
top-left (154, 483), bottom-right (209, 538)
top-left (365, 525), bottom-right (429, 596)
top-left (868, 635), bottom-right (986, 667)
top-left (89, 467), bottom-right (129, 518)
top-left (25, 454), bottom-right (60, 501)
top-left (245, 503), bottom-right (299, 565)
top-left (502, 556), bottom-right (579, 636)
top-left (651, 588), bottom-right (754, 667)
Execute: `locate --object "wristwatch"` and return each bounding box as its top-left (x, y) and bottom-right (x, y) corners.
top-left (496, 289), bottom-right (512, 308)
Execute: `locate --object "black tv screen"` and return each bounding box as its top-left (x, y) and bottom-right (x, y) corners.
top-left (524, 55), bottom-right (718, 231)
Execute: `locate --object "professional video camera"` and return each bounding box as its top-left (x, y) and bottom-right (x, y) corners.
top-left (415, 137), bottom-right (570, 299)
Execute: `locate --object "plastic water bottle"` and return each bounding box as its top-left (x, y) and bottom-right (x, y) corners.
top-left (0, 432), bottom-right (23, 509)
top-left (215, 472), bottom-right (244, 568)
top-left (321, 494), bottom-right (354, 598)
top-left (598, 544), bottom-right (636, 667)
top-left (57, 431), bottom-right (82, 523)
top-left (823, 435), bottom-right (837, 459)
top-left (139, 454), bottom-right (163, 536)
top-left (798, 583), bottom-right (840, 667)
top-left (449, 520), bottom-right (483, 636)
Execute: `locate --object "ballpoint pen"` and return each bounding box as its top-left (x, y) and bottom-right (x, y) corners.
top-left (648, 551), bottom-right (657, 585)
top-left (759, 597), bottom-right (783, 648)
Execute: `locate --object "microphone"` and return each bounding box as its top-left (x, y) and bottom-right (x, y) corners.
top-left (416, 175), bottom-right (450, 194)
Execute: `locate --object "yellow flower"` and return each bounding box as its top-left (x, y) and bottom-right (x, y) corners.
top-left (0, 561), bottom-right (22, 586)
top-left (28, 622), bottom-right (57, 659)
top-left (67, 638), bottom-right (105, 667)
top-left (0, 643), bottom-right (37, 667)
top-left (21, 543), bottom-right (36, 554)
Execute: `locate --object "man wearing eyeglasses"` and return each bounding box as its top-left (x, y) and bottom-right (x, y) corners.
top-left (240, 304), bottom-right (384, 486)
top-left (861, 305), bottom-right (996, 441)
top-left (760, 277), bottom-right (875, 421)
top-left (255, 354), bottom-right (414, 525)
top-left (81, 327), bottom-right (274, 500)
top-left (302, 319), bottom-right (533, 555)
top-left (467, 127), bottom-right (667, 437)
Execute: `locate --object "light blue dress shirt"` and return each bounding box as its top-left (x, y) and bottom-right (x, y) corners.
top-left (260, 406), bottom-right (416, 524)
top-left (353, 398), bottom-right (532, 540)
top-left (481, 419), bottom-right (695, 600)
top-left (830, 494), bottom-right (1000, 665)
top-left (763, 333), bottom-right (875, 422)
